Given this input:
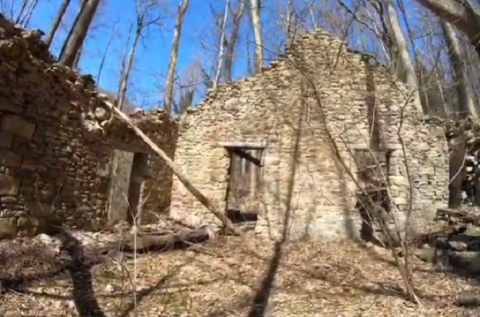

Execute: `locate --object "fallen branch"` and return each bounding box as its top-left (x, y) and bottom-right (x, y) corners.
top-left (109, 105), bottom-right (242, 236)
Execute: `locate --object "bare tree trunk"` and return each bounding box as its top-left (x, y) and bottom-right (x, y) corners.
top-left (45, 0), bottom-right (72, 48)
top-left (224, 1), bottom-right (246, 82)
top-left (117, 22), bottom-right (142, 110)
top-left (14, 0), bottom-right (39, 26)
top-left (20, 0), bottom-right (39, 27)
top-left (397, 0), bottom-right (430, 113)
top-left (285, 0), bottom-right (297, 48)
top-left (249, 0), bottom-right (264, 73)
top-left (73, 43), bottom-right (83, 70)
top-left (441, 20), bottom-right (479, 119)
top-left (305, 0), bottom-right (318, 29)
top-left (384, 0), bottom-right (425, 116)
top-left (96, 22), bottom-right (118, 83)
top-left (246, 32), bottom-right (254, 76)
top-left (163, 0), bottom-right (190, 115)
top-left (14, 0), bottom-right (30, 24)
top-left (59, 0), bottom-right (101, 67)
top-left (414, 0), bottom-right (480, 56)
top-left (214, 0), bottom-right (230, 88)
top-left (58, 0), bottom-right (87, 61)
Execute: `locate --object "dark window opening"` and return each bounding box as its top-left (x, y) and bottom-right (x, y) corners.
top-left (354, 149), bottom-right (392, 244)
top-left (225, 147), bottom-right (263, 224)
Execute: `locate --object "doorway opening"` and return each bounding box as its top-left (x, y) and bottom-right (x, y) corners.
top-left (225, 146), bottom-right (264, 224)
top-left (354, 149), bottom-right (392, 244)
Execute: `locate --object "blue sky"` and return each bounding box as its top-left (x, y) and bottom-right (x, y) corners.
top-left (27, 0), bottom-right (238, 108)
top-left (6, 0), bottom-right (427, 109)
top-left (24, 0), bottom-right (293, 109)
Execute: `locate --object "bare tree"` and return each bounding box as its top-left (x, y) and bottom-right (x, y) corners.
top-left (414, 0), bottom-right (480, 57)
top-left (384, 0), bottom-right (424, 115)
top-left (249, 0), bottom-right (264, 73)
top-left (96, 21), bottom-right (118, 83)
top-left (224, 0), bottom-right (247, 82)
top-left (44, 0), bottom-right (72, 48)
top-left (441, 19), bottom-right (479, 119)
top-left (214, 0), bottom-right (230, 88)
top-left (305, 0), bottom-right (318, 29)
top-left (164, 0), bottom-right (190, 115)
top-left (15, 0), bottom-right (39, 26)
top-left (173, 58), bottom-right (203, 115)
top-left (58, 0), bottom-right (102, 67)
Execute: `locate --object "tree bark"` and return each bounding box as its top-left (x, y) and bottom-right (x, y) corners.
top-left (384, 0), bottom-right (425, 116)
top-left (58, 0), bottom-right (87, 62)
top-left (44, 0), bottom-right (72, 47)
top-left (441, 19), bottom-right (479, 119)
top-left (163, 0), bottom-right (190, 115)
top-left (73, 43), bottom-right (83, 70)
top-left (249, 0), bottom-right (264, 73)
top-left (58, 0), bottom-right (101, 67)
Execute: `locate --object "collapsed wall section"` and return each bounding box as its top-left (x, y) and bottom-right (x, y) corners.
top-left (0, 16), bottom-right (178, 238)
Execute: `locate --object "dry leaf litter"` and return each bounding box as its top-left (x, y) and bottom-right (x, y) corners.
top-left (0, 230), bottom-right (478, 317)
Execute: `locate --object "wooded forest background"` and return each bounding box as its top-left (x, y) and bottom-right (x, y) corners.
top-left (2, 0), bottom-right (480, 120)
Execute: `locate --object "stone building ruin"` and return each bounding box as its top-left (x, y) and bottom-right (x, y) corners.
top-left (170, 30), bottom-right (449, 240)
top-left (0, 16), bottom-right (177, 238)
top-left (0, 14), bottom-right (450, 241)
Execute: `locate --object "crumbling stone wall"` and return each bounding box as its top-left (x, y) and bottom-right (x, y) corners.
top-left (0, 16), bottom-right (178, 239)
top-left (170, 30), bottom-right (449, 240)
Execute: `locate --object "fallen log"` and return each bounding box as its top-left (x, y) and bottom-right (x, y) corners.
top-left (436, 208), bottom-right (480, 225)
top-left (121, 226), bottom-right (210, 252)
top-left (84, 226), bottom-right (211, 264)
top-left (109, 104), bottom-right (242, 236)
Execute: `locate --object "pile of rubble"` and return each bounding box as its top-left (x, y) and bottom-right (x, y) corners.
top-left (413, 207), bottom-right (480, 275)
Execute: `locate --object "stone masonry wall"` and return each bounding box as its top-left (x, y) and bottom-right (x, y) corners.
top-left (170, 30), bottom-right (449, 240)
top-left (0, 16), bottom-right (178, 239)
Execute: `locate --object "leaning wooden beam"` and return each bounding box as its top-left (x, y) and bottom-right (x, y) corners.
top-left (109, 105), bottom-right (243, 236)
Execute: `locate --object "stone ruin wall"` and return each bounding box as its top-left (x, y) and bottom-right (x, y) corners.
top-left (0, 17), bottom-right (178, 239)
top-left (170, 30), bottom-right (449, 240)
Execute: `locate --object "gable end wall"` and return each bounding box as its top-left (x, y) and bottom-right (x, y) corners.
top-left (170, 30), bottom-right (449, 240)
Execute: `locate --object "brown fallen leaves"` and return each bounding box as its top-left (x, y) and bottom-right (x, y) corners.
top-left (0, 234), bottom-right (478, 317)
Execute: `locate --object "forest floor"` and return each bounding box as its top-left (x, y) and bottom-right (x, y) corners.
top-left (0, 233), bottom-right (478, 317)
